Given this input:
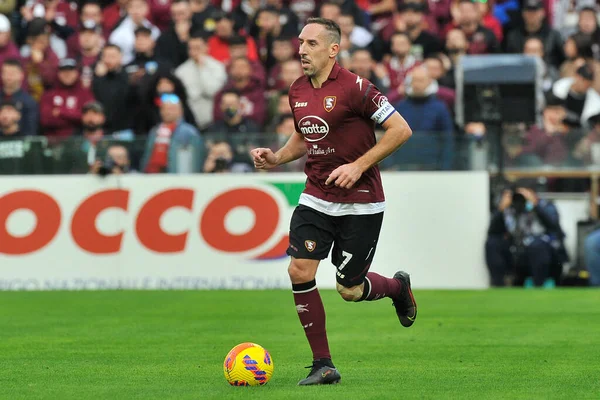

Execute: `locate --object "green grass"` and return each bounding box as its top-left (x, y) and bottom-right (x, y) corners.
top-left (0, 289), bottom-right (599, 399)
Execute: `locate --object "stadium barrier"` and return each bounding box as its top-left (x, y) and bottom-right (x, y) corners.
top-left (0, 172), bottom-right (489, 290)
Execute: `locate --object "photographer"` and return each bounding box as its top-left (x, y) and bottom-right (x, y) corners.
top-left (90, 144), bottom-right (133, 176)
top-left (485, 186), bottom-right (566, 287)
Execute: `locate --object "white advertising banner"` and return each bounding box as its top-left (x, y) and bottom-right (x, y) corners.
top-left (0, 172), bottom-right (490, 290)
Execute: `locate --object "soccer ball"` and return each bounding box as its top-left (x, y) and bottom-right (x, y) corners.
top-left (223, 342), bottom-right (274, 386)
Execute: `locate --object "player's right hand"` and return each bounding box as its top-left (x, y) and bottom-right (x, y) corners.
top-left (250, 148), bottom-right (278, 170)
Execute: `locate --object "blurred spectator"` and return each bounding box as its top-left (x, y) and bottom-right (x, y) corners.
top-left (394, 66), bottom-right (454, 170)
top-left (125, 26), bottom-right (171, 85)
top-left (552, 64), bottom-right (600, 128)
top-left (190, 0), bottom-right (218, 32)
top-left (385, 31), bottom-right (421, 103)
top-left (213, 57), bottom-right (267, 126)
top-left (504, 0), bottom-right (564, 68)
top-left (266, 89), bottom-right (291, 130)
top-left (524, 37), bottom-right (559, 93)
top-left (319, 1), bottom-right (342, 21)
top-left (424, 55), bottom-right (455, 110)
top-left (559, 37), bottom-right (600, 94)
top-left (207, 89), bottom-right (260, 134)
top-left (473, 0), bottom-right (503, 42)
top-left (397, 2), bottom-right (443, 60)
top-left (0, 100), bottom-right (22, 137)
top-left (572, 6), bottom-right (600, 59)
top-left (175, 31), bottom-right (227, 130)
top-left (40, 58), bottom-right (95, 139)
top-left (313, 0), bottom-right (368, 30)
top-left (232, 0), bottom-right (262, 33)
top-left (263, 0), bottom-right (299, 36)
top-left (486, 186), bottom-right (565, 287)
top-left (70, 21), bottom-right (103, 89)
top-left (60, 101), bottom-right (106, 173)
top-left (0, 14), bottom-right (20, 68)
top-left (207, 11), bottom-right (259, 63)
top-left (444, 28), bottom-right (467, 87)
top-left (148, 0), bottom-right (174, 32)
top-left (93, 44), bottom-right (134, 136)
top-left (109, 0), bottom-right (161, 65)
top-left (337, 11), bottom-right (373, 49)
top-left (228, 35), bottom-right (266, 86)
top-left (267, 35), bottom-right (295, 90)
top-left (91, 144), bottom-right (134, 175)
top-left (349, 49), bottom-right (389, 92)
top-left (574, 113), bottom-right (600, 165)
top-left (103, 0), bottom-right (129, 33)
top-left (141, 93), bottom-right (204, 173)
top-left (364, 0), bottom-right (395, 35)
top-left (21, 18), bottom-right (59, 101)
top-left (252, 6), bottom-right (285, 72)
top-left (155, 0), bottom-right (194, 68)
top-left (450, 0), bottom-right (499, 54)
top-left (279, 59), bottom-right (303, 91)
top-left (1, 59), bottom-right (38, 136)
top-left (66, 1), bottom-right (106, 59)
top-left (584, 227), bottom-right (600, 286)
top-left (203, 140), bottom-right (237, 173)
top-left (135, 69), bottom-right (197, 135)
top-left (273, 113), bottom-right (305, 171)
top-left (512, 94), bottom-right (581, 166)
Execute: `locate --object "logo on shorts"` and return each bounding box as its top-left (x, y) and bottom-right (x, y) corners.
top-left (323, 96), bottom-right (336, 112)
top-left (305, 240), bottom-right (316, 252)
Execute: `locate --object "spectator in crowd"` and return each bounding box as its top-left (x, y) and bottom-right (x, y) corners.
top-left (584, 226), bottom-right (600, 286)
top-left (231, 0), bottom-right (262, 34)
top-left (278, 59), bottom-right (303, 92)
top-left (559, 38), bottom-right (600, 94)
top-left (93, 44), bottom-right (134, 137)
top-left (213, 57), bottom-right (266, 126)
top-left (252, 6), bottom-right (285, 71)
top-left (103, 0), bottom-right (129, 33)
top-left (336, 11), bottom-right (373, 49)
top-left (444, 28), bottom-right (467, 88)
top-left (126, 26), bottom-right (171, 86)
top-left (574, 113), bottom-right (600, 165)
top-left (473, 0), bottom-right (503, 42)
top-left (207, 11), bottom-right (259, 63)
top-left (136, 69), bottom-right (197, 135)
top-left (504, 0), bottom-right (564, 68)
top-left (266, 89), bottom-right (291, 130)
top-left (70, 21), bottom-right (103, 89)
top-left (385, 31), bottom-right (421, 104)
top-left (267, 35), bottom-right (295, 90)
top-left (523, 37), bottom-right (559, 93)
top-left (66, 1), bottom-right (106, 59)
top-left (109, 0), bottom-right (161, 65)
top-left (175, 31), bottom-right (227, 130)
top-left (21, 18), bottom-right (59, 102)
top-left (393, 66), bottom-right (454, 170)
top-left (318, 1), bottom-right (342, 21)
top-left (141, 93), bottom-right (204, 173)
top-left (552, 64), bottom-right (600, 128)
top-left (273, 112), bottom-right (305, 171)
top-left (486, 186), bottom-right (565, 287)
top-left (398, 2), bottom-right (443, 60)
top-left (155, 0), bottom-right (194, 69)
top-left (60, 101), bottom-right (106, 173)
top-left (90, 144), bottom-right (134, 175)
top-left (264, 0), bottom-right (299, 37)
top-left (40, 58), bottom-right (95, 139)
top-left (0, 15), bottom-right (20, 68)
top-left (0, 100), bottom-right (22, 137)
top-left (349, 49), bottom-right (389, 92)
top-left (364, 0), bottom-right (395, 35)
top-left (512, 94), bottom-right (581, 166)
top-left (191, 0), bottom-right (218, 32)
top-left (203, 140), bottom-right (238, 173)
top-left (1, 59), bottom-right (38, 136)
top-left (228, 35), bottom-right (266, 86)
top-left (148, 0), bottom-right (174, 32)
top-left (572, 6), bottom-right (600, 59)
top-left (207, 89), bottom-right (260, 134)
top-left (424, 55), bottom-right (455, 110)
top-left (451, 0), bottom-right (499, 54)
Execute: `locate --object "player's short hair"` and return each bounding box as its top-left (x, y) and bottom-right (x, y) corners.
top-left (305, 17), bottom-right (341, 45)
top-left (2, 58), bottom-right (23, 70)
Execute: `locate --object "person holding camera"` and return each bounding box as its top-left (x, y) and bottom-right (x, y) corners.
top-left (90, 144), bottom-right (133, 176)
top-left (485, 186), bottom-right (567, 287)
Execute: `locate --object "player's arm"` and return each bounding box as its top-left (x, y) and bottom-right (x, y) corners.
top-left (251, 131), bottom-right (306, 169)
top-left (354, 112), bottom-right (412, 172)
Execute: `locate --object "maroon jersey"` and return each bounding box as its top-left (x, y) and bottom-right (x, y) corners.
top-left (288, 63), bottom-right (396, 205)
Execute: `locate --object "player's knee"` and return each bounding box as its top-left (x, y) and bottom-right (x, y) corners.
top-left (336, 282), bottom-right (364, 302)
top-left (288, 260), bottom-right (317, 283)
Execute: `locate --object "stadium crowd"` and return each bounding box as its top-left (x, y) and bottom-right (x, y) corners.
top-left (0, 0), bottom-right (598, 174)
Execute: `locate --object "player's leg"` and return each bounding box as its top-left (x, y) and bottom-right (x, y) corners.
top-left (287, 205), bottom-right (340, 385)
top-left (332, 212), bottom-right (417, 327)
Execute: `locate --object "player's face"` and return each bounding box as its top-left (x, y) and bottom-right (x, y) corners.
top-left (298, 24), bottom-right (337, 78)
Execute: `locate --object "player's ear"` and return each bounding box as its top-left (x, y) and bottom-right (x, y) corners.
top-left (329, 42), bottom-right (340, 59)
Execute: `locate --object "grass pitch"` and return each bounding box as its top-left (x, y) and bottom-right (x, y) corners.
top-left (0, 289), bottom-right (599, 399)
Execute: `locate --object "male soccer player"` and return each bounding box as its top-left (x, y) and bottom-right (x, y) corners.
top-left (250, 18), bottom-right (416, 386)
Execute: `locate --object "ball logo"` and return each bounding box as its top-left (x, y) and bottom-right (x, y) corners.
top-left (298, 115), bottom-right (330, 142)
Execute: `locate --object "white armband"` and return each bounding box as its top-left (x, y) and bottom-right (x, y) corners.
top-left (370, 100), bottom-right (395, 125)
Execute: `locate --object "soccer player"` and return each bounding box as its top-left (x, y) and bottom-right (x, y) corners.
top-left (250, 18), bottom-right (416, 386)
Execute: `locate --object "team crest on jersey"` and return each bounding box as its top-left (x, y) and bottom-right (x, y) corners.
top-left (305, 240), bottom-right (316, 252)
top-left (323, 96), bottom-right (336, 112)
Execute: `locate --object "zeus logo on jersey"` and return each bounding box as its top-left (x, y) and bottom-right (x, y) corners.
top-left (298, 115), bottom-right (330, 142)
top-left (294, 102), bottom-right (308, 108)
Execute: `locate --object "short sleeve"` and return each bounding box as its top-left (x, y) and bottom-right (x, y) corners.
top-left (350, 77), bottom-right (396, 125)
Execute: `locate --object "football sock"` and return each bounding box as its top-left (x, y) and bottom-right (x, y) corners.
top-left (359, 272), bottom-right (402, 301)
top-left (292, 279), bottom-right (331, 361)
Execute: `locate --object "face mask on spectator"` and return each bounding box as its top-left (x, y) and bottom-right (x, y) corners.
top-left (224, 107), bottom-right (238, 120)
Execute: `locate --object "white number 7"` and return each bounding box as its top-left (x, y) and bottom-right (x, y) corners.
top-left (338, 251), bottom-right (353, 271)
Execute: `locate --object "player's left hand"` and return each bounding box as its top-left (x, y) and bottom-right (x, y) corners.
top-left (326, 163), bottom-right (362, 189)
